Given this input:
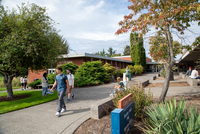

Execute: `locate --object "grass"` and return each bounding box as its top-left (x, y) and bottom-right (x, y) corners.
top-left (0, 87), bottom-right (20, 91)
top-left (0, 90), bottom-right (58, 114)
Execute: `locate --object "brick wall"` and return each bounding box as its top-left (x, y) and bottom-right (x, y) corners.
top-left (146, 57), bottom-right (152, 62)
top-left (57, 57), bottom-right (84, 66)
top-left (28, 69), bottom-right (46, 83)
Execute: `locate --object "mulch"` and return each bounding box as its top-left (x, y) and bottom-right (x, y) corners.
top-left (0, 94), bottom-right (31, 102)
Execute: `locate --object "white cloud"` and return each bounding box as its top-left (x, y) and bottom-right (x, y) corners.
top-left (2, 0), bottom-right (200, 56)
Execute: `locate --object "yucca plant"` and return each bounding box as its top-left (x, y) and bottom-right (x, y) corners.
top-left (144, 98), bottom-right (200, 134)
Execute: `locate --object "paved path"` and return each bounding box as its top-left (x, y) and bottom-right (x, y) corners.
top-left (0, 73), bottom-right (156, 134)
top-left (2, 73), bottom-right (197, 134)
top-left (0, 82), bottom-right (117, 134)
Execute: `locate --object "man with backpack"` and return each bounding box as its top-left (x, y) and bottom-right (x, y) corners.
top-left (50, 67), bottom-right (69, 117)
top-left (66, 69), bottom-right (75, 103)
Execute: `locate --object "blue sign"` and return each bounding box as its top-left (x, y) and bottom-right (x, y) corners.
top-left (111, 102), bottom-right (134, 134)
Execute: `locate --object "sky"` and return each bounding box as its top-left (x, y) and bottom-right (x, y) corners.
top-left (2, 0), bottom-right (200, 59)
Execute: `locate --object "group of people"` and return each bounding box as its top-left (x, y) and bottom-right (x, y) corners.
top-left (185, 66), bottom-right (200, 79)
top-left (41, 66), bottom-right (75, 117)
top-left (20, 76), bottom-right (28, 90)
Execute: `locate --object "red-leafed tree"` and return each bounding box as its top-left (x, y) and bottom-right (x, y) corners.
top-left (116, 0), bottom-right (200, 102)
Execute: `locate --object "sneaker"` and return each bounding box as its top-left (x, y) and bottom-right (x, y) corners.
top-left (61, 109), bottom-right (67, 113)
top-left (47, 90), bottom-right (53, 94)
top-left (72, 94), bottom-right (75, 99)
top-left (66, 99), bottom-right (70, 103)
top-left (55, 112), bottom-right (60, 116)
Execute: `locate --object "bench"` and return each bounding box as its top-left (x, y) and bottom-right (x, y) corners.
top-left (36, 84), bottom-right (53, 89)
top-left (186, 77), bottom-right (199, 86)
top-left (90, 98), bottom-right (115, 119)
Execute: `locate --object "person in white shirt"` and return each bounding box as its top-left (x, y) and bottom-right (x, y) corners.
top-left (66, 69), bottom-right (75, 103)
top-left (20, 76), bottom-right (24, 90)
top-left (23, 76), bottom-right (28, 90)
top-left (191, 67), bottom-right (200, 79)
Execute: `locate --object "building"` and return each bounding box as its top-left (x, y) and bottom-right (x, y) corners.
top-left (28, 53), bottom-right (132, 83)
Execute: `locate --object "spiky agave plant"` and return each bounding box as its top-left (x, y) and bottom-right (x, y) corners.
top-left (144, 98), bottom-right (200, 134)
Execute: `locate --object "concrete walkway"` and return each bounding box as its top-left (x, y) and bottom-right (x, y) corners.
top-left (0, 73), bottom-right (156, 134)
top-left (1, 73), bottom-right (198, 134)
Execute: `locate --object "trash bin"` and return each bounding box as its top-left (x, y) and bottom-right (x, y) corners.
top-left (129, 72), bottom-right (131, 81)
top-left (34, 79), bottom-right (39, 81)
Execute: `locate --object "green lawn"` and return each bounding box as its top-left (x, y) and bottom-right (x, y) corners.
top-left (0, 77), bottom-right (3, 81)
top-left (0, 87), bottom-right (20, 91)
top-left (0, 90), bottom-right (58, 114)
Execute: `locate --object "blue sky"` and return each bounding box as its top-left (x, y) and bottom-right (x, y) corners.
top-left (2, 0), bottom-right (200, 58)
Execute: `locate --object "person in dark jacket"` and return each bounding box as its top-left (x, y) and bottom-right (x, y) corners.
top-left (185, 67), bottom-right (192, 78)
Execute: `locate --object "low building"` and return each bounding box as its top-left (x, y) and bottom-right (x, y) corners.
top-left (28, 53), bottom-right (133, 83)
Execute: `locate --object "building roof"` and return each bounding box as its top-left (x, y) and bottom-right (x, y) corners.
top-left (60, 53), bottom-right (133, 63)
top-left (112, 55), bottom-right (152, 60)
top-left (178, 44), bottom-right (200, 63)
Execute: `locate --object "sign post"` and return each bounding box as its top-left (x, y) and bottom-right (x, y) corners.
top-left (111, 93), bottom-right (134, 134)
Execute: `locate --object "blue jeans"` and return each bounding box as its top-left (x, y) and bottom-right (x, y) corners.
top-left (57, 90), bottom-right (66, 112)
top-left (42, 87), bottom-right (48, 96)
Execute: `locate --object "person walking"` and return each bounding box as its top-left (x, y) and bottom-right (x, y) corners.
top-left (42, 73), bottom-right (48, 97)
top-left (125, 66), bottom-right (131, 81)
top-left (23, 76), bottom-right (28, 90)
top-left (185, 67), bottom-right (192, 78)
top-left (20, 76), bottom-right (24, 90)
top-left (66, 69), bottom-right (75, 103)
top-left (50, 67), bottom-right (69, 117)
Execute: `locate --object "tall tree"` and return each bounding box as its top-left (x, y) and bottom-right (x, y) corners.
top-left (116, 0), bottom-right (200, 102)
top-left (130, 33), bottom-right (146, 68)
top-left (0, 3), bottom-right (69, 98)
top-left (95, 49), bottom-right (106, 56)
top-left (111, 53), bottom-right (121, 57)
top-left (123, 45), bottom-right (131, 56)
top-left (107, 47), bottom-right (116, 57)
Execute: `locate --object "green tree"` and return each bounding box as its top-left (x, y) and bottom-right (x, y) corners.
top-left (123, 45), bottom-right (131, 56)
top-left (95, 49), bottom-right (106, 56)
top-left (130, 33), bottom-right (146, 69)
top-left (116, 0), bottom-right (200, 102)
top-left (106, 47), bottom-right (116, 57)
top-left (111, 53), bottom-right (121, 57)
top-left (0, 3), bottom-right (69, 98)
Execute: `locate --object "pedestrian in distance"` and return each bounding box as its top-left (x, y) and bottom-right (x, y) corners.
top-left (66, 69), bottom-right (75, 103)
top-left (23, 76), bottom-right (28, 90)
top-left (42, 72), bottom-right (48, 97)
top-left (50, 67), bottom-right (69, 117)
top-left (184, 67), bottom-right (192, 78)
top-left (125, 66), bottom-right (131, 81)
top-left (20, 75), bottom-right (24, 90)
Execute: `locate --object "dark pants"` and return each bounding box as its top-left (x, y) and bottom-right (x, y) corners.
top-left (57, 90), bottom-right (66, 112)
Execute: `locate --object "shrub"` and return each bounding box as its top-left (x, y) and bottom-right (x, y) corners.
top-left (112, 84), bottom-right (153, 120)
top-left (28, 79), bottom-right (41, 87)
top-left (0, 77), bottom-right (21, 87)
top-left (12, 77), bottom-right (21, 87)
top-left (103, 63), bottom-right (115, 76)
top-left (58, 62), bottom-right (78, 74)
top-left (134, 65), bottom-right (143, 74)
top-left (144, 98), bottom-right (200, 133)
top-left (47, 73), bottom-right (56, 84)
top-left (74, 61), bottom-right (109, 87)
top-left (119, 68), bottom-right (125, 77)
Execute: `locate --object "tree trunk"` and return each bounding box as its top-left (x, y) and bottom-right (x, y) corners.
top-left (3, 75), bottom-right (14, 98)
top-left (159, 25), bottom-right (175, 102)
top-left (159, 63), bottom-right (173, 102)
